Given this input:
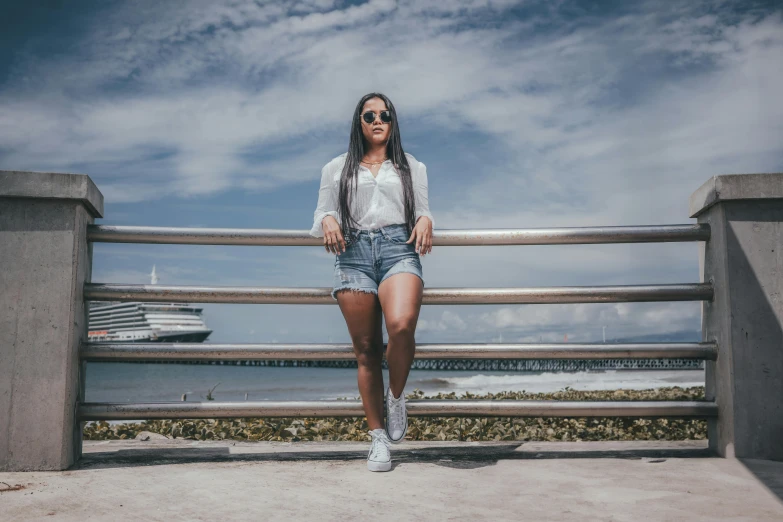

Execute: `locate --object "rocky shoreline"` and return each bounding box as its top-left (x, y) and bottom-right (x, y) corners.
top-left (83, 386), bottom-right (708, 442)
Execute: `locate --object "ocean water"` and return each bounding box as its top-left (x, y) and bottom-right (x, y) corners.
top-left (85, 362), bottom-right (705, 403)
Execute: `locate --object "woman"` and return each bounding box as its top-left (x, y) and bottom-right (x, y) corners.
top-left (309, 93), bottom-right (434, 472)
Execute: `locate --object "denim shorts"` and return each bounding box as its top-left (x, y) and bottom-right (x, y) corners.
top-left (332, 223), bottom-right (424, 300)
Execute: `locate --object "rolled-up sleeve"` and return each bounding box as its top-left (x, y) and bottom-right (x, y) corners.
top-left (413, 161), bottom-right (434, 229)
top-left (309, 164), bottom-right (339, 238)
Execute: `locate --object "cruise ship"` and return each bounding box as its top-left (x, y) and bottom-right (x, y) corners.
top-left (87, 266), bottom-right (212, 343)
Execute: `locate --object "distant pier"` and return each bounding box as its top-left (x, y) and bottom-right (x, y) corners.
top-left (126, 358), bottom-right (706, 371)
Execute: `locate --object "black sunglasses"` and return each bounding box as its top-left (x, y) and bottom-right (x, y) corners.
top-left (362, 110), bottom-right (392, 124)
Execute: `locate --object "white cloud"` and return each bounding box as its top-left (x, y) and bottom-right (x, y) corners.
top-left (418, 310), bottom-right (468, 332)
top-left (480, 301), bottom-right (699, 335)
top-left (4, 0), bottom-right (782, 342)
top-left (405, 300), bottom-right (699, 343)
top-left (2, 1), bottom-right (779, 216)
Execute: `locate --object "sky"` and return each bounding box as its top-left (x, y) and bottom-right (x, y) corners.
top-left (2, 0), bottom-right (782, 344)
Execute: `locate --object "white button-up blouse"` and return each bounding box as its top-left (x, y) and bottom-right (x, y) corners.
top-left (309, 152), bottom-right (434, 237)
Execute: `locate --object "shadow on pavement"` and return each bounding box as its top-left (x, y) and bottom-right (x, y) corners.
top-left (740, 458), bottom-right (783, 504)
top-left (73, 442), bottom-right (713, 471)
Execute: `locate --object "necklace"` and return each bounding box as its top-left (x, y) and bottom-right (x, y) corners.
top-left (360, 157), bottom-right (388, 167)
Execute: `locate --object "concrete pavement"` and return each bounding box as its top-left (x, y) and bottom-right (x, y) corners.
top-left (1, 440), bottom-right (782, 521)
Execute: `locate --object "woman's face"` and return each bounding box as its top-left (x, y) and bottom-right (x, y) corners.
top-left (360, 97), bottom-right (390, 148)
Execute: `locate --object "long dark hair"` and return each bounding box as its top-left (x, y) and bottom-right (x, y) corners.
top-left (338, 92), bottom-right (416, 237)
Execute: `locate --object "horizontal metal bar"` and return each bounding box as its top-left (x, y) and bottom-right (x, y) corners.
top-left (84, 283), bottom-right (713, 304)
top-left (87, 224), bottom-right (710, 246)
top-left (80, 342), bottom-right (718, 361)
top-left (77, 400), bottom-right (718, 420)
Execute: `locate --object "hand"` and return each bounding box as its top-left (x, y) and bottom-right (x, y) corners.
top-left (321, 215), bottom-right (346, 255)
top-left (407, 216), bottom-right (432, 256)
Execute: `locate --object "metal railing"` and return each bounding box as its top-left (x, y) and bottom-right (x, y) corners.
top-left (83, 282), bottom-right (713, 304)
top-left (81, 341), bottom-right (718, 361)
top-left (88, 223), bottom-right (710, 245)
top-left (77, 400), bottom-right (716, 421)
top-left (80, 224), bottom-right (717, 422)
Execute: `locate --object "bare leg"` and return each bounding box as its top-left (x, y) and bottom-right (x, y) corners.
top-left (335, 289), bottom-right (385, 430)
top-left (378, 273), bottom-right (423, 398)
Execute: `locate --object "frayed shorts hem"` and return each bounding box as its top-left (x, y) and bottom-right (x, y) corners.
top-left (331, 286), bottom-right (378, 300)
top-left (331, 262), bottom-right (424, 301)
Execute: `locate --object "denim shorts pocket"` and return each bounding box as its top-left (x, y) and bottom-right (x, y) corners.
top-left (382, 227), bottom-right (410, 245)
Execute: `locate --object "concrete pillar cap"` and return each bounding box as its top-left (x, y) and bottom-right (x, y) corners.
top-left (0, 170), bottom-right (104, 218)
top-left (690, 173), bottom-right (783, 218)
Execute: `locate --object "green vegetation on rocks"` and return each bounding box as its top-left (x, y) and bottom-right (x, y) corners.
top-left (83, 386), bottom-right (707, 442)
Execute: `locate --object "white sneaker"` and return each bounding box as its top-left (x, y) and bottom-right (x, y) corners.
top-left (367, 429), bottom-right (391, 472)
top-left (385, 387), bottom-right (408, 444)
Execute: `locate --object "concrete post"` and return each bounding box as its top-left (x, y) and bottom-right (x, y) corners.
top-left (690, 173), bottom-right (783, 460)
top-left (0, 170), bottom-right (103, 471)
